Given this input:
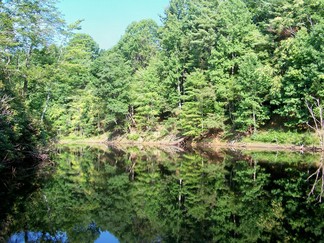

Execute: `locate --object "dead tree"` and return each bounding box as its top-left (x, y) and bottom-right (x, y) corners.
top-left (307, 154), bottom-right (324, 203)
top-left (306, 97), bottom-right (324, 150)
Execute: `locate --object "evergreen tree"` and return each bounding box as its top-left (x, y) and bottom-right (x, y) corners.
top-left (91, 51), bottom-right (132, 133)
top-left (130, 57), bottom-right (167, 131)
top-left (272, 21), bottom-right (324, 127)
top-left (117, 19), bottom-right (160, 71)
top-left (48, 34), bottom-right (99, 136)
top-left (179, 70), bottom-right (224, 137)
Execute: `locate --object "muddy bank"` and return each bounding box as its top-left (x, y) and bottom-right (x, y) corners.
top-left (58, 136), bottom-right (323, 153)
top-left (193, 140), bottom-right (323, 152)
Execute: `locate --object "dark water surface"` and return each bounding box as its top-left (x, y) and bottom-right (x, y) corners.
top-left (0, 145), bottom-right (323, 242)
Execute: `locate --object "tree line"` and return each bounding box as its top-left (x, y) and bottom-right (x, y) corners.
top-left (0, 0), bottom-right (323, 161)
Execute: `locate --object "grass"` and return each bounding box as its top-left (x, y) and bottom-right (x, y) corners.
top-left (243, 150), bottom-right (321, 165)
top-left (58, 133), bottom-right (108, 144)
top-left (242, 130), bottom-right (319, 146)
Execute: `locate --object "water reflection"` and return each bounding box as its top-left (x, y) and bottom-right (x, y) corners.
top-left (7, 229), bottom-right (118, 243)
top-left (1, 145), bottom-right (323, 242)
top-left (95, 231), bottom-right (119, 243)
top-left (8, 231), bottom-right (67, 243)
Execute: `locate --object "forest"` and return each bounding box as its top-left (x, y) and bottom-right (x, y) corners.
top-left (0, 0), bottom-right (323, 162)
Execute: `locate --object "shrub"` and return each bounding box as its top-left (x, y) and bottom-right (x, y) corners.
top-left (244, 130), bottom-right (319, 145)
top-left (127, 133), bottom-right (140, 141)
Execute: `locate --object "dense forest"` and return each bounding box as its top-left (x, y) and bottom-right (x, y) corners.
top-left (0, 0), bottom-right (323, 162)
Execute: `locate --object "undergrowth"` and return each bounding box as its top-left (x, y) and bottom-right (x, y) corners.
top-left (242, 130), bottom-right (319, 146)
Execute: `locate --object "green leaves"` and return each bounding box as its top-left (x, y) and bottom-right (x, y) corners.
top-left (1, 0), bottom-right (323, 146)
top-left (273, 22), bottom-right (324, 127)
top-left (233, 53), bottom-right (272, 131)
top-left (117, 19), bottom-right (159, 71)
top-left (90, 51), bottom-right (131, 131)
top-left (130, 57), bottom-right (166, 131)
top-left (179, 70), bottom-right (224, 137)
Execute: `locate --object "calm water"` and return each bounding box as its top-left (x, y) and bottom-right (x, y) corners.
top-left (0, 145), bottom-right (323, 243)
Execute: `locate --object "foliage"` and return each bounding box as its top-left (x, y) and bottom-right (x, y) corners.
top-left (243, 130), bottom-right (319, 146)
top-left (90, 50), bottom-right (132, 133)
top-left (127, 133), bottom-right (140, 141)
top-left (0, 0), bottom-right (66, 162)
top-left (1, 0), bottom-right (324, 158)
top-left (179, 70), bottom-right (224, 137)
top-left (117, 19), bottom-right (160, 71)
top-left (130, 57), bottom-right (166, 131)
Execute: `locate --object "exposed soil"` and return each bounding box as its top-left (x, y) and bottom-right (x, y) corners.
top-left (194, 138), bottom-right (323, 152)
top-left (59, 136), bottom-right (323, 153)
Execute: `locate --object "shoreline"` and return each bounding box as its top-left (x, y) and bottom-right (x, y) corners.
top-left (57, 137), bottom-right (323, 153)
top-left (194, 141), bottom-right (322, 152)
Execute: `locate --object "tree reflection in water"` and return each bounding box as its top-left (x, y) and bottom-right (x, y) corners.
top-left (1, 146), bottom-right (323, 242)
top-left (307, 153), bottom-right (324, 203)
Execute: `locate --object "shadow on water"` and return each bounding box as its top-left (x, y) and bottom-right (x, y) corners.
top-left (1, 145), bottom-right (323, 242)
top-left (0, 158), bottom-right (53, 242)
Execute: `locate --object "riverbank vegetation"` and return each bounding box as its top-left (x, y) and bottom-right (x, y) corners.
top-left (1, 0), bottom-right (323, 163)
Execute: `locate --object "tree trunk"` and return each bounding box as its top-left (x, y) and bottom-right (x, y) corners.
top-left (252, 107), bottom-right (257, 134)
top-left (177, 80), bottom-right (182, 108)
top-left (306, 97), bottom-right (324, 150)
top-left (22, 45), bottom-right (33, 96)
top-left (41, 92), bottom-right (50, 123)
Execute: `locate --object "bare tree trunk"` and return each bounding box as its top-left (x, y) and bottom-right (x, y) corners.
top-left (178, 80), bottom-right (182, 108)
top-left (252, 107), bottom-right (257, 134)
top-left (178, 70), bottom-right (185, 109)
top-left (23, 45), bottom-right (33, 96)
top-left (127, 105), bottom-right (136, 130)
top-left (253, 160), bottom-right (257, 181)
top-left (97, 112), bottom-right (100, 132)
top-left (306, 97), bottom-right (324, 150)
top-left (307, 153), bottom-right (324, 202)
top-left (40, 92), bottom-right (50, 123)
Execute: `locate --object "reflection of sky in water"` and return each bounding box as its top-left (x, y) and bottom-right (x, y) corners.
top-left (8, 231), bottom-right (67, 242)
top-left (95, 231), bottom-right (119, 243)
top-left (8, 231), bottom-right (118, 243)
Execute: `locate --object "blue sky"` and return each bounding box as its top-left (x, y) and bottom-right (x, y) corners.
top-left (57, 0), bottom-right (170, 50)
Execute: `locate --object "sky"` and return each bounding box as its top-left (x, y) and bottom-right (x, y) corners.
top-left (57, 0), bottom-right (170, 50)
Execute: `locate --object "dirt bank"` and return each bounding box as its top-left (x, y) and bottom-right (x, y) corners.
top-left (193, 138), bottom-right (323, 152)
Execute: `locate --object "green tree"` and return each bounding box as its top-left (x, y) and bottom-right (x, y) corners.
top-left (0, 0), bottom-right (66, 161)
top-left (91, 51), bottom-right (132, 133)
top-left (208, 0), bottom-right (270, 132)
top-left (233, 53), bottom-right (272, 132)
top-left (130, 57), bottom-right (167, 131)
top-left (53, 34), bottom-right (99, 136)
top-left (117, 19), bottom-right (159, 71)
top-left (272, 21), bottom-right (324, 127)
top-left (179, 70), bottom-right (224, 137)
top-left (5, 0), bottom-right (65, 96)
top-left (159, 0), bottom-right (192, 110)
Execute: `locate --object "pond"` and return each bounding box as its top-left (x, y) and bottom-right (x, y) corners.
top-left (0, 145), bottom-right (323, 242)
